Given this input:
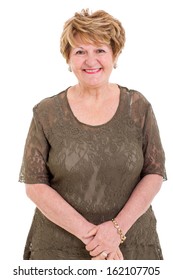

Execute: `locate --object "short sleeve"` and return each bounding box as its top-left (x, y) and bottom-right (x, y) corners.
top-left (141, 104), bottom-right (167, 180)
top-left (19, 106), bottom-right (50, 184)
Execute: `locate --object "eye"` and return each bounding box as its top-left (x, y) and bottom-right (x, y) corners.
top-left (75, 50), bottom-right (86, 55)
top-left (96, 49), bottom-right (106, 54)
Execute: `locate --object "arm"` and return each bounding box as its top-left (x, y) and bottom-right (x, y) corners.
top-left (115, 174), bottom-right (162, 234)
top-left (25, 183), bottom-right (94, 245)
top-left (85, 174), bottom-right (163, 257)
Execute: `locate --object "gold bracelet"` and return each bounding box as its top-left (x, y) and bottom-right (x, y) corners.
top-left (112, 218), bottom-right (126, 244)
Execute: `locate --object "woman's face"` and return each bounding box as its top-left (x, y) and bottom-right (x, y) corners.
top-left (69, 35), bottom-right (115, 88)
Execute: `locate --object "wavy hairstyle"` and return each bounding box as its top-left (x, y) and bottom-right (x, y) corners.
top-left (60, 9), bottom-right (126, 62)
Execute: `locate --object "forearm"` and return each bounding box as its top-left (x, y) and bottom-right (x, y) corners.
top-left (85, 174), bottom-right (163, 257)
top-left (25, 183), bottom-right (94, 244)
top-left (115, 174), bottom-right (163, 235)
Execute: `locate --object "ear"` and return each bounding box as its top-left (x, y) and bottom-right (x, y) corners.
top-left (68, 65), bottom-right (72, 72)
top-left (113, 53), bottom-right (120, 69)
top-left (114, 53), bottom-right (120, 63)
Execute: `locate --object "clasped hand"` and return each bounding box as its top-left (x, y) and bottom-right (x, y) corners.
top-left (84, 221), bottom-right (124, 260)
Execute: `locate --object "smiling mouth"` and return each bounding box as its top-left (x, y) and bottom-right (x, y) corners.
top-left (83, 68), bottom-right (102, 74)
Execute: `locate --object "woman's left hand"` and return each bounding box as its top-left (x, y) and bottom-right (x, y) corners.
top-left (85, 221), bottom-right (121, 257)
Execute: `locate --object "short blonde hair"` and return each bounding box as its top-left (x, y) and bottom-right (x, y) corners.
top-left (60, 9), bottom-right (126, 62)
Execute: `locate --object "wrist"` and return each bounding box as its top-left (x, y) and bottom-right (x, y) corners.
top-left (111, 218), bottom-right (126, 244)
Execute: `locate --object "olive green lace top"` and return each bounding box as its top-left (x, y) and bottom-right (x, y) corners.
top-left (19, 85), bottom-right (166, 260)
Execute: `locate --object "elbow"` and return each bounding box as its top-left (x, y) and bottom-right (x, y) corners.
top-left (153, 174), bottom-right (164, 192)
top-left (25, 183), bottom-right (49, 202)
top-left (25, 184), bottom-right (35, 200)
top-left (25, 183), bottom-right (43, 201)
top-left (144, 174), bottom-right (163, 193)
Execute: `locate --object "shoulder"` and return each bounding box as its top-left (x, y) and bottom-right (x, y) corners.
top-left (119, 85), bottom-right (152, 117)
top-left (120, 85), bottom-right (150, 107)
top-left (119, 85), bottom-right (154, 128)
top-left (33, 88), bottom-right (68, 115)
top-left (31, 88), bottom-right (69, 130)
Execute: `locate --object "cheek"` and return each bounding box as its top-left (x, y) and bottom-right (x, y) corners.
top-left (70, 59), bottom-right (82, 70)
top-left (101, 56), bottom-right (114, 66)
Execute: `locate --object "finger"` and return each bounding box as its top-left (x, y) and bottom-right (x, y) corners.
top-left (116, 247), bottom-right (124, 260)
top-left (91, 255), bottom-right (105, 260)
top-left (112, 250), bottom-right (124, 260)
top-left (89, 246), bottom-right (104, 257)
top-left (106, 252), bottom-right (114, 260)
top-left (85, 239), bottom-right (99, 252)
top-left (84, 227), bottom-right (98, 238)
top-left (92, 252), bottom-right (108, 260)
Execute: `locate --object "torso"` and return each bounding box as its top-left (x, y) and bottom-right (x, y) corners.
top-left (23, 85), bottom-right (164, 260)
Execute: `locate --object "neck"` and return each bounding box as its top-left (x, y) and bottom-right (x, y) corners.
top-left (76, 83), bottom-right (117, 101)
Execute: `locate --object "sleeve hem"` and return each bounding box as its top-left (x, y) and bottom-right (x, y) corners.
top-left (141, 171), bottom-right (167, 182)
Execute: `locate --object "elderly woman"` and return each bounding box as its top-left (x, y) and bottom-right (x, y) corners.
top-left (19, 9), bottom-right (166, 260)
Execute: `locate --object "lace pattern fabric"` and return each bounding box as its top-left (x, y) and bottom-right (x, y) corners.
top-left (19, 85), bottom-right (166, 260)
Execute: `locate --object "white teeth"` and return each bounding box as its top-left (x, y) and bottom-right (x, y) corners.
top-left (84, 69), bottom-right (100, 73)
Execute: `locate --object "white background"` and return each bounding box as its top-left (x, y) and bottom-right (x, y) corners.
top-left (0, 0), bottom-right (172, 266)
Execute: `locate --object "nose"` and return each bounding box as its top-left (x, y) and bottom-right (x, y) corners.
top-left (85, 52), bottom-right (98, 67)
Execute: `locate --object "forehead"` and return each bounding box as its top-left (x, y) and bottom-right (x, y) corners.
top-left (72, 33), bottom-right (108, 48)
